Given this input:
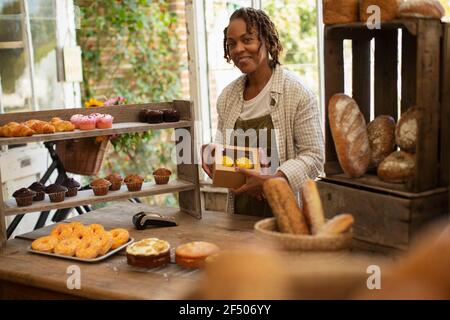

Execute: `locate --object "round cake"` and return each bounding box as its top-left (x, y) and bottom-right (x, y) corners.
top-left (175, 241), bottom-right (220, 269)
top-left (126, 238), bottom-right (171, 268)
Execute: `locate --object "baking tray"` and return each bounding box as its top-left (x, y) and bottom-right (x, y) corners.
top-left (28, 238), bottom-right (134, 263)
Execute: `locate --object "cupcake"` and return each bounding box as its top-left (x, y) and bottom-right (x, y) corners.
top-left (96, 114), bottom-right (114, 129)
top-left (124, 174), bottom-right (144, 191)
top-left (152, 168), bottom-right (171, 185)
top-left (13, 188), bottom-right (36, 207)
top-left (45, 184), bottom-right (68, 203)
top-left (162, 109), bottom-right (180, 122)
top-left (62, 178), bottom-right (81, 197)
top-left (105, 173), bottom-right (123, 191)
top-left (70, 114), bottom-right (84, 129)
top-left (138, 109), bottom-right (149, 123)
top-left (28, 182), bottom-right (45, 201)
top-left (146, 110), bottom-right (164, 124)
top-left (90, 178), bottom-right (111, 196)
top-left (78, 115), bottom-right (97, 130)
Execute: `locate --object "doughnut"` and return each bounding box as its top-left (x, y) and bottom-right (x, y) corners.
top-left (89, 223), bottom-right (105, 236)
top-left (110, 228), bottom-right (130, 249)
top-left (94, 232), bottom-right (113, 255)
top-left (54, 238), bottom-right (81, 256)
top-left (68, 221), bottom-right (84, 232)
top-left (75, 238), bottom-right (101, 259)
top-left (31, 235), bottom-right (59, 253)
top-left (71, 225), bottom-right (93, 241)
top-left (50, 224), bottom-right (73, 240)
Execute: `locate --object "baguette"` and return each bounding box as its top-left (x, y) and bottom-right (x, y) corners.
top-left (318, 214), bottom-right (354, 235)
top-left (301, 179), bottom-right (325, 235)
top-left (263, 178), bottom-right (309, 235)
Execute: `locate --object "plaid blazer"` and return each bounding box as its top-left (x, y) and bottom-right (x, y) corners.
top-left (215, 65), bottom-right (325, 213)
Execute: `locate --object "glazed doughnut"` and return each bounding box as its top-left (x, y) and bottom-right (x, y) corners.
top-left (50, 224), bottom-right (73, 240)
top-left (110, 228), bottom-right (130, 249)
top-left (94, 232), bottom-right (113, 255)
top-left (89, 223), bottom-right (105, 236)
top-left (31, 235), bottom-right (59, 253)
top-left (68, 221), bottom-right (84, 232)
top-left (71, 225), bottom-right (93, 241)
top-left (54, 238), bottom-right (81, 256)
top-left (75, 238), bottom-right (101, 259)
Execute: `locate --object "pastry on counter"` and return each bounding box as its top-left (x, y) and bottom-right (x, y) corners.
top-left (78, 115), bottom-right (97, 130)
top-left (235, 157), bottom-right (254, 169)
top-left (70, 114), bottom-right (84, 129)
top-left (12, 187), bottom-right (36, 207)
top-left (110, 228), bottom-right (130, 249)
top-left (124, 174), bottom-right (144, 191)
top-left (50, 117), bottom-right (75, 132)
top-left (152, 168), bottom-right (171, 185)
top-left (28, 182), bottom-right (46, 201)
top-left (221, 155), bottom-right (234, 167)
top-left (31, 235), bottom-right (59, 253)
top-left (23, 120), bottom-right (56, 134)
top-left (90, 178), bottom-right (112, 196)
top-left (45, 184), bottom-right (68, 203)
top-left (96, 114), bottom-right (114, 129)
top-left (175, 241), bottom-right (220, 269)
top-left (105, 173), bottom-right (123, 191)
top-left (126, 238), bottom-right (170, 268)
top-left (139, 109), bottom-right (164, 124)
top-left (62, 178), bottom-right (81, 197)
top-left (0, 122), bottom-right (35, 137)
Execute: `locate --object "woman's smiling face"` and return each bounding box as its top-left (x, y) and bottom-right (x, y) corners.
top-left (226, 18), bottom-right (268, 74)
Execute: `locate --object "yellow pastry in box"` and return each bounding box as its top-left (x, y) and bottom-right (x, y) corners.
top-left (235, 157), bottom-right (254, 169)
top-left (221, 156), bottom-right (234, 167)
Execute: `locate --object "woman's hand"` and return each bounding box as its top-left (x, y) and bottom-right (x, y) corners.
top-left (201, 144), bottom-right (216, 179)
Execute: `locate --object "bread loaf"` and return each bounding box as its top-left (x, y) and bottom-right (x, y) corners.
top-left (323, 0), bottom-right (359, 25)
top-left (263, 178), bottom-right (309, 235)
top-left (360, 0), bottom-right (402, 22)
top-left (367, 115), bottom-right (396, 168)
top-left (328, 94), bottom-right (371, 178)
top-left (301, 179), bottom-right (325, 235)
top-left (377, 150), bottom-right (415, 183)
top-left (398, 0), bottom-right (445, 19)
top-left (395, 106), bottom-right (420, 153)
top-left (318, 214), bottom-right (354, 235)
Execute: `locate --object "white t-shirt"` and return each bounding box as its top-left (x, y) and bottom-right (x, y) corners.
top-left (239, 73), bottom-right (274, 120)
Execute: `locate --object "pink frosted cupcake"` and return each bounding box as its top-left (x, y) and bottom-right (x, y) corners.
top-left (78, 115), bottom-right (97, 130)
top-left (70, 114), bottom-right (84, 129)
top-left (96, 114), bottom-right (114, 129)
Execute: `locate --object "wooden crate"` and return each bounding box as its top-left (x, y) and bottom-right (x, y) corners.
top-left (321, 19), bottom-right (450, 251)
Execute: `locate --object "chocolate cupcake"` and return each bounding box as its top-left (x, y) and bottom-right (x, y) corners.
top-left (13, 188), bottom-right (36, 207)
top-left (153, 168), bottom-right (171, 185)
top-left (146, 109), bottom-right (164, 124)
top-left (45, 184), bottom-right (68, 203)
top-left (105, 173), bottom-right (123, 191)
top-left (162, 109), bottom-right (180, 122)
top-left (139, 109), bottom-right (149, 123)
top-left (90, 178), bottom-right (111, 196)
top-left (28, 182), bottom-right (45, 201)
top-left (62, 178), bottom-right (81, 197)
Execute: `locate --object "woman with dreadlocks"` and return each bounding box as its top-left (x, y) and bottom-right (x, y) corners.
top-left (201, 7), bottom-right (324, 216)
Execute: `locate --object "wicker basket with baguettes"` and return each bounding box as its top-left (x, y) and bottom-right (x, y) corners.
top-left (256, 178), bottom-right (354, 251)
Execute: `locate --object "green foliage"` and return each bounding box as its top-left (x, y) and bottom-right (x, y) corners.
top-left (77, 0), bottom-right (182, 207)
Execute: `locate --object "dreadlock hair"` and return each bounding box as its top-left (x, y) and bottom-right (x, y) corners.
top-left (223, 7), bottom-right (283, 69)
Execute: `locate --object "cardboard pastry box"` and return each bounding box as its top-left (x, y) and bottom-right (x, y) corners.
top-left (212, 145), bottom-right (261, 189)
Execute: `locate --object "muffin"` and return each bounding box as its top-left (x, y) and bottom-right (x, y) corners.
top-left (126, 238), bottom-right (171, 268)
top-left (62, 178), bottom-right (81, 197)
top-left (105, 173), bottom-right (123, 191)
top-left (124, 174), bottom-right (144, 191)
top-left (162, 109), bottom-right (180, 122)
top-left (153, 168), bottom-right (171, 185)
top-left (45, 184), bottom-right (68, 203)
top-left (90, 178), bottom-right (111, 196)
top-left (28, 182), bottom-right (45, 201)
top-left (146, 110), bottom-right (164, 124)
top-left (138, 109), bottom-right (149, 123)
top-left (13, 188), bottom-right (36, 207)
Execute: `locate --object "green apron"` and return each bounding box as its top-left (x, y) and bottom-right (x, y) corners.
top-left (232, 114), bottom-right (278, 217)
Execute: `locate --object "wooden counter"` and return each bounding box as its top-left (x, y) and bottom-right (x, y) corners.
top-left (0, 202), bottom-right (392, 299)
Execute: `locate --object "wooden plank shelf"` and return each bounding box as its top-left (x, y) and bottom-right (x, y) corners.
top-left (0, 41), bottom-right (24, 50)
top-left (3, 179), bottom-right (195, 216)
top-left (0, 121), bottom-right (193, 146)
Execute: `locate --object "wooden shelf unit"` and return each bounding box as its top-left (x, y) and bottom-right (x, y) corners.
top-left (320, 18), bottom-right (450, 252)
top-left (0, 101), bottom-right (202, 248)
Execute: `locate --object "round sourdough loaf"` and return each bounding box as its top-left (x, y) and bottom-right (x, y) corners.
top-left (377, 150), bottom-right (416, 183)
top-left (395, 106), bottom-right (420, 153)
top-left (360, 0), bottom-right (402, 22)
top-left (398, 0), bottom-right (445, 19)
top-left (328, 94), bottom-right (371, 178)
top-left (367, 115), bottom-right (396, 168)
top-left (323, 0), bottom-right (359, 24)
